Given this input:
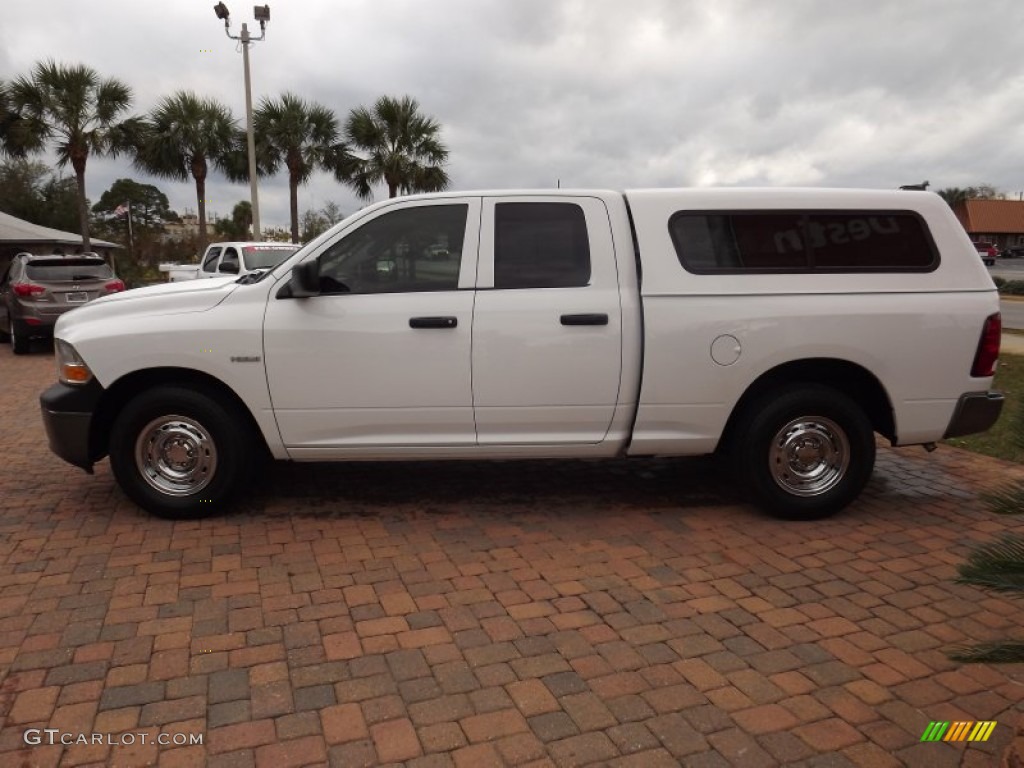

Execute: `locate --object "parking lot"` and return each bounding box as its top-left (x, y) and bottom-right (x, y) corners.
top-left (1, 344), bottom-right (1023, 767)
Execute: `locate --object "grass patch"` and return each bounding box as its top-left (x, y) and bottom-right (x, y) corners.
top-left (944, 351), bottom-right (1024, 463)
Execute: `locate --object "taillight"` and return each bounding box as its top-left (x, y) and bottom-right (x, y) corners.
top-left (13, 282), bottom-right (45, 298)
top-left (104, 279), bottom-right (126, 292)
top-left (971, 313), bottom-right (1001, 377)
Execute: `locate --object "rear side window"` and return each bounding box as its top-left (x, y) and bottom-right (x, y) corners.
top-left (494, 203), bottom-right (591, 289)
top-left (25, 260), bottom-right (113, 281)
top-left (670, 211), bottom-right (938, 273)
top-left (202, 248), bottom-right (222, 272)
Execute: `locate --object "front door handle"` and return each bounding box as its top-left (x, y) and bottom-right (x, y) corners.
top-left (409, 316), bottom-right (458, 329)
top-left (560, 313), bottom-right (608, 326)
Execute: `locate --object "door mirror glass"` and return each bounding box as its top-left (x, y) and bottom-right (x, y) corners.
top-left (218, 260), bottom-right (240, 274)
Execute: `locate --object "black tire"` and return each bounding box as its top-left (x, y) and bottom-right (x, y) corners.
top-left (10, 319), bottom-right (29, 355)
top-left (734, 384), bottom-right (875, 520)
top-left (109, 386), bottom-right (255, 519)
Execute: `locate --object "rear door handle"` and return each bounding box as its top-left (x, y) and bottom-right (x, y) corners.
top-left (409, 316), bottom-right (458, 329)
top-left (560, 313), bottom-right (608, 326)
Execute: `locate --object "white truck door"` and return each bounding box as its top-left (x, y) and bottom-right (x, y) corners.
top-left (472, 196), bottom-right (623, 444)
top-left (263, 199), bottom-right (481, 456)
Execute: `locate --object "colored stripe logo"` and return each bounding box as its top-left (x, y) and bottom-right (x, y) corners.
top-left (920, 721), bottom-right (997, 742)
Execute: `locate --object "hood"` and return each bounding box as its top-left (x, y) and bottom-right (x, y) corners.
top-left (55, 277), bottom-right (239, 336)
top-left (102, 276), bottom-right (239, 303)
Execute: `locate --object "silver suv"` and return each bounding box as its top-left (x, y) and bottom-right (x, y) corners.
top-left (0, 252), bottom-right (125, 354)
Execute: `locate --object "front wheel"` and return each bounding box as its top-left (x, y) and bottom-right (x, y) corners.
top-left (109, 387), bottom-right (254, 519)
top-left (735, 385), bottom-right (876, 520)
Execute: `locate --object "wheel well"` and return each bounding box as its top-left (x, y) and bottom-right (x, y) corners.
top-left (717, 359), bottom-right (895, 454)
top-left (89, 368), bottom-right (269, 463)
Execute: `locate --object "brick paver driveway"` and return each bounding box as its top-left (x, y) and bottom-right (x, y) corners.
top-left (1, 342), bottom-right (1023, 768)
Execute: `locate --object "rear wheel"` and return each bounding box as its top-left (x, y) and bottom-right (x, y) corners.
top-left (735, 385), bottom-right (875, 520)
top-left (109, 386), bottom-right (254, 519)
top-left (10, 319), bottom-right (29, 355)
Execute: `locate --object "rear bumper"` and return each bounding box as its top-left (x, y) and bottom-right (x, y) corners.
top-left (944, 391), bottom-right (1004, 439)
top-left (39, 380), bottom-right (105, 473)
top-left (13, 316), bottom-right (56, 339)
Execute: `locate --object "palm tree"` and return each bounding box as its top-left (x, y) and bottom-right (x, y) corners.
top-left (7, 61), bottom-right (134, 248)
top-left (0, 80), bottom-right (28, 157)
top-left (937, 185), bottom-right (1004, 208)
top-left (342, 95), bottom-right (449, 201)
top-left (133, 92), bottom-right (237, 252)
top-left (254, 93), bottom-right (347, 243)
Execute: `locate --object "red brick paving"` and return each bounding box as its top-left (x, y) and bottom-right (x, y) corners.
top-left (2, 343), bottom-right (1024, 767)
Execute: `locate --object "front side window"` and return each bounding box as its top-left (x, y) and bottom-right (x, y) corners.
top-left (317, 204), bottom-right (467, 295)
top-left (670, 211), bottom-right (938, 272)
top-left (494, 203), bottom-right (591, 289)
top-left (219, 248), bottom-right (240, 273)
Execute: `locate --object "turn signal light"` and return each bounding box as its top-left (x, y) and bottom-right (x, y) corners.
top-left (55, 339), bottom-right (93, 386)
top-left (61, 363), bottom-right (92, 384)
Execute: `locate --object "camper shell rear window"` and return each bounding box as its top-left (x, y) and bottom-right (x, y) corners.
top-left (669, 210), bottom-right (939, 273)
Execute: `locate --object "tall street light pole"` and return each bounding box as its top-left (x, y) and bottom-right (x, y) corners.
top-left (214, 3), bottom-right (270, 240)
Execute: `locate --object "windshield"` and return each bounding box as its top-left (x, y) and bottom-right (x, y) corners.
top-left (26, 260), bottom-right (114, 281)
top-left (242, 245), bottom-right (300, 270)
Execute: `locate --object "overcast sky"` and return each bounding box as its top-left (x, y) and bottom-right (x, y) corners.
top-left (3, 0), bottom-right (1024, 231)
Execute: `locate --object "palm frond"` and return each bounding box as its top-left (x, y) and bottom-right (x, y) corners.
top-left (955, 535), bottom-right (1024, 595)
top-left (948, 641), bottom-right (1024, 663)
top-left (342, 95), bottom-right (449, 199)
top-left (981, 484), bottom-right (1024, 516)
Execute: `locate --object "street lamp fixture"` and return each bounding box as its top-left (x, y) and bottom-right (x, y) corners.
top-left (213, 3), bottom-right (270, 240)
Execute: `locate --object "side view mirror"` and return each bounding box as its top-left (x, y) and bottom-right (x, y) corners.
top-left (219, 261), bottom-right (240, 275)
top-left (290, 260), bottom-right (321, 297)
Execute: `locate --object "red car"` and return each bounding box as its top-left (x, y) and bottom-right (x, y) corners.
top-left (974, 241), bottom-right (998, 266)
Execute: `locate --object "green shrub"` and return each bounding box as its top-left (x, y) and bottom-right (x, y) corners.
top-left (993, 276), bottom-right (1006, 288)
top-left (999, 280), bottom-right (1024, 295)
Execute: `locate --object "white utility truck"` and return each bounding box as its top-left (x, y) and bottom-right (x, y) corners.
top-left (159, 241), bottom-right (300, 282)
top-left (40, 188), bottom-right (1003, 519)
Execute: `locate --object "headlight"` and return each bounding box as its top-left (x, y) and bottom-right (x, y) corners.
top-left (55, 339), bottom-right (93, 385)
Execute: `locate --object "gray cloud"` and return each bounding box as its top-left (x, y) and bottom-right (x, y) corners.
top-left (4, 0), bottom-right (1024, 237)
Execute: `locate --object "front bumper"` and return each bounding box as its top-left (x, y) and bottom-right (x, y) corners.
top-left (943, 391), bottom-right (1004, 439)
top-left (39, 379), bottom-right (105, 473)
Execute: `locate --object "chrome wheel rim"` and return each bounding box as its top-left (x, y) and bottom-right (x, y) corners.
top-left (768, 417), bottom-right (849, 497)
top-left (135, 415), bottom-right (217, 496)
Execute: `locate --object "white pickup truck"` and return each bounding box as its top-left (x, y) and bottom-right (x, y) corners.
top-left (40, 188), bottom-right (1003, 520)
top-left (159, 241), bottom-right (300, 281)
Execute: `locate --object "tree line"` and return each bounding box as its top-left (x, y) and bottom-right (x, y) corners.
top-left (0, 60), bottom-right (450, 249)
